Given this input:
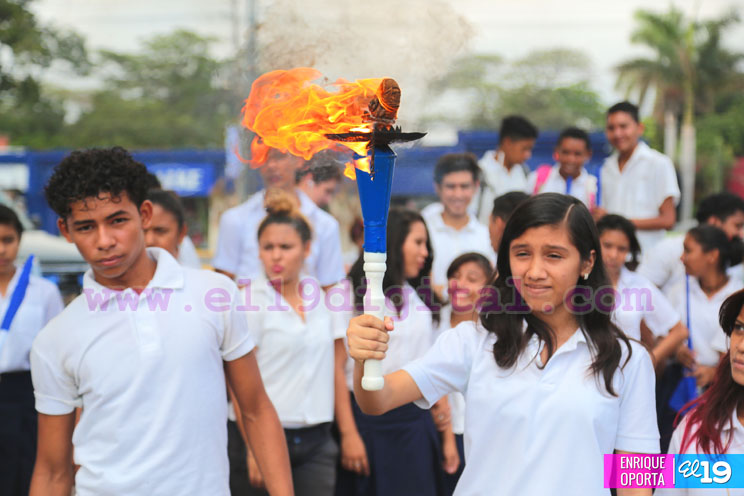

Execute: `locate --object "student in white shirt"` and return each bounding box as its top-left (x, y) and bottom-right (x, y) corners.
top-left (527, 127), bottom-right (597, 209)
top-left (473, 115), bottom-right (537, 224)
top-left (338, 208), bottom-right (448, 496)
top-left (347, 193), bottom-right (659, 496)
top-left (638, 192), bottom-right (744, 295)
top-left (594, 101), bottom-right (680, 253)
top-left (487, 191), bottom-right (529, 257)
top-left (422, 153), bottom-right (494, 298)
top-left (596, 214), bottom-right (687, 364)
top-left (437, 252), bottom-right (494, 496)
top-left (656, 289), bottom-right (744, 495)
top-left (30, 147), bottom-right (292, 496)
top-left (0, 205), bottom-right (64, 496)
top-left (232, 189), bottom-right (346, 496)
top-left (213, 148), bottom-right (345, 289)
top-left (144, 189), bottom-right (190, 264)
top-left (670, 226), bottom-right (744, 389)
top-left (143, 173), bottom-right (202, 269)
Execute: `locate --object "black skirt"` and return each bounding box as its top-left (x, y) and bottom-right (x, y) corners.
top-left (335, 394), bottom-right (444, 496)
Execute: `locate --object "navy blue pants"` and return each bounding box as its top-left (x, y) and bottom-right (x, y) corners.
top-left (0, 371), bottom-right (37, 496)
top-left (335, 395), bottom-right (444, 496)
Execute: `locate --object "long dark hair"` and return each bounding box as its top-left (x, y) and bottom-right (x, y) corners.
top-left (596, 214), bottom-right (642, 271)
top-left (679, 289), bottom-right (744, 454)
top-left (687, 225), bottom-right (739, 275)
top-left (348, 207), bottom-right (441, 323)
top-left (481, 193), bottom-right (632, 396)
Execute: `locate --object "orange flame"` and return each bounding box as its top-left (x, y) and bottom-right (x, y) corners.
top-left (241, 68), bottom-right (384, 178)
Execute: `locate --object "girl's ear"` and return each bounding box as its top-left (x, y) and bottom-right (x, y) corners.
top-left (581, 249), bottom-right (597, 279)
top-left (303, 240), bottom-right (311, 259)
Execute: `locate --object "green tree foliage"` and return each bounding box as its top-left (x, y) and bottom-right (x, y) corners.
top-left (65, 30), bottom-right (236, 149)
top-left (0, 0), bottom-right (88, 147)
top-left (424, 49), bottom-right (605, 131)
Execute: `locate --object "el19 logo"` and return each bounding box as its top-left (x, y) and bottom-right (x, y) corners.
top-left (678, 459), bottom-right (732, 484)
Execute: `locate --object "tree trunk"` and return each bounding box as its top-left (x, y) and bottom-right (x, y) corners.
top-left (664, 111), bottom-right (677, 161)
top-left (679, 122), bottom-right (696, 224)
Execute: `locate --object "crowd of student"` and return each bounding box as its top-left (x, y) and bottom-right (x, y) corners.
top-left (0, 99), bottom-right (743, 496)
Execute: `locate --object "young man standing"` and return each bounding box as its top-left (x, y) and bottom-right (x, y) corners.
top-left (213, 148), bottom-right (344, 289)
top-left (473, 115), bottom-right (538, 224)
top-left (595, 101), bottom-right (680, 253)
top-left (526, 127), bottom-right (597, 209)
top-left (30, 147), bottom-right (293, 496)
top-left (422, 153), bottom-right (494, 297)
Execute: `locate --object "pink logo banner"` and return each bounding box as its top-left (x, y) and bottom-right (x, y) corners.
top-left (604, 454), bottom-right (675, 489)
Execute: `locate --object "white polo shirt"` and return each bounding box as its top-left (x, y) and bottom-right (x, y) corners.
top-left (212, 189), bottom-right (345, 287)
top-left (657, 412), bottom-right (744, 496)
top-left (404, 321), bottom-right (659, 496)
top-left (422, 208), bottom-right (495, 290)
top-left (667, 276), bottom-right (744, 367)
top-left (0, 271), bottom-right (63, 373)
top-left (612, 267), bottom-right (680, 341)
top-left (474, 150), bottom-right (528, 225)
top-left (526, 164), bottom-right (597, 209)
top-left (637, 234), bottom-right (685, 295)
top-left (244, 273), bottom-right (345, 428)
top-left (600, 142), bottom-right (680, 253)
top-left (178, 235), bottom-right (201, 269)
top-left (30, 248), bottom-right (255, 496)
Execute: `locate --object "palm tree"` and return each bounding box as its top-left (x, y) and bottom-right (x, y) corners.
top-left (615, 8), bottom-right (741, 222)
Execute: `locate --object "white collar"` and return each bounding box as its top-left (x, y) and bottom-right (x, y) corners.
top-left (82, 247), bottom-right (185, 302)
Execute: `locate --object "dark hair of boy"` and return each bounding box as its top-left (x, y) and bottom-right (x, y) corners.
top-left (144, 171), bottom-right (163, 190)
top-left (145, 189), bottom-right (186, 230)
top-left (557, 126), bottom-right (592, 152)
top-left (491, 191), bottom-right (529, 222)
top-left (696, 192), bottom-right (744, 224)
top-left (433, 153), bottom-right (480, 185)
top-left (0, 204), bottom-right (24, 238)
top-left (498, 115), bottom-right (538, 144)
top-left (45, 147), bottom-right (150, 220)
top-left (607, 101), bottom-right (640, 123)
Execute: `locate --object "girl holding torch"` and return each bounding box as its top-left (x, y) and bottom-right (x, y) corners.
top-left (347, 194), bottom-right (659, 495)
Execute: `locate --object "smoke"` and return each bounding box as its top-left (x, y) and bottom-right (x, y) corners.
top-left (254, 0), bottom-right (473, 127)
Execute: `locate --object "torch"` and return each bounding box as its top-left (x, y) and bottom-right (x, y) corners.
top-left (327, 79), bottom-right (425, 390)
top-left (240, 70), bottom-right (425, 391)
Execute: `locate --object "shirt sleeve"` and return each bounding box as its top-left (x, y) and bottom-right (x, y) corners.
top-left (642, 283), bottom-right (681, 337)
top-left (653, 154), bottom-right (681, 207)
top-left (615, 342), bottom-right (661, 453)
top-left (30, 342), bottom-right (81, 415)
top-left (212, 208), bottom-right (242, 275)
top-left (402, 321), bottom-right (480, 410)
top-left (221, 284), bottom-right (256, 361)
top-left (314, 219), bottom-right (345, 287)
top-left (637, 238), bottom-right (679, 288)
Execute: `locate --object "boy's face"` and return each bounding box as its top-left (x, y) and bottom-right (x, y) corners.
top-left (709, 210), bottom-right (744, 241)
top-left (435, 171), bottom-right (478, 218)
top-left (259, 152), bottom-right (304, 191)
top-left (605, 111), bottom-right (644, 155)
top-left (500, 137), bottom-right (535, 167)
top-left (58, 192), bottom-right (152, 284)
top-left (144, 203), bottom-right (185, 259)
top-left (0, 224), bottom-right (20, 276)
top-left (555, 137), bottom-right (591, 177)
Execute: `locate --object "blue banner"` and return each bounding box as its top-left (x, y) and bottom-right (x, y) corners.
top-left (148, 162), bottom-right (216, 197)
top-left (675, 454), bottom-right (744, 489)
